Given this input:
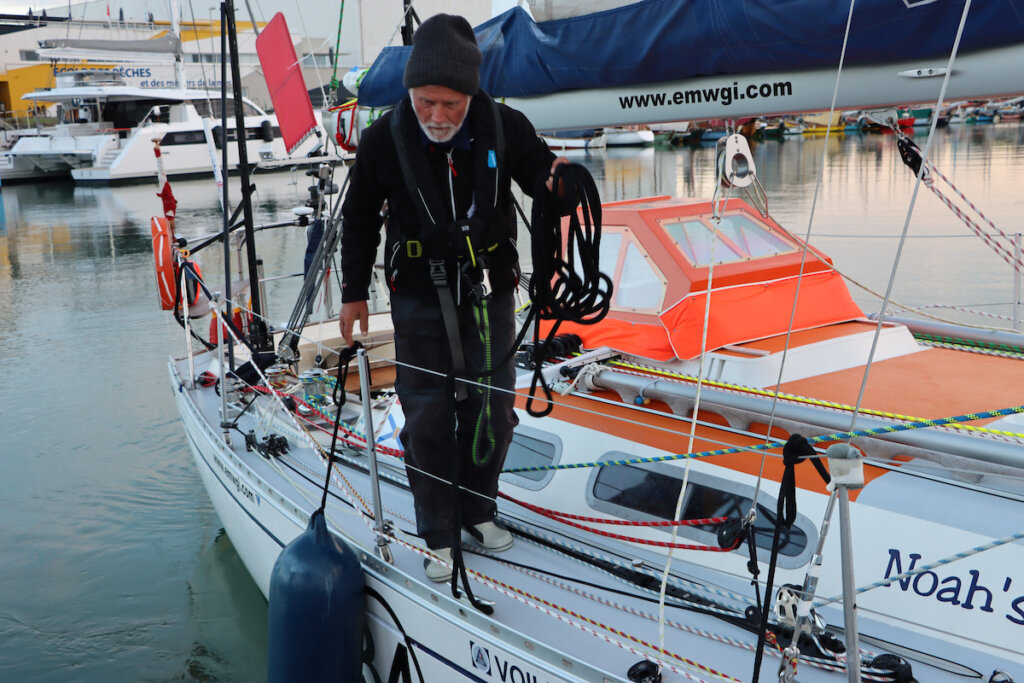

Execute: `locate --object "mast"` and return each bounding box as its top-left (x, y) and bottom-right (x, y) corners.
top-left (400, 0), bottom-right (416, 46)
top-left (168, 0), bottom-right (186, 89)
top-left (219, 1), bottom-right (234, 368)
top-left (222, 0), bottom-right (270, 351)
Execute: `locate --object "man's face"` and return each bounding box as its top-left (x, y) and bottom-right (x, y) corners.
top-left (409, 85), bottom-right (471, 143)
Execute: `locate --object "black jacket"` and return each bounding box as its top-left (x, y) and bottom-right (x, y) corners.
top-left (340, 94), bottom-right (555, 303)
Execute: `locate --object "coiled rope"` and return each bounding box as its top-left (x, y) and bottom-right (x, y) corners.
top-left (523, 162), bottom-right (612, 417)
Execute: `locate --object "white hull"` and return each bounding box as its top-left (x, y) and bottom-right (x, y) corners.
top-left (170, 342), bottom-right (1024, 682)
top-left (1, 118), bottom-right (320, 184)
top-left (171, 360), bottom-right (609, 682)
top-left (3, 76), bottom-right (324, 184)
top-left (540, 132), bottom-right (607, 150)
top-left (604, 128), bottom-right (656, 146)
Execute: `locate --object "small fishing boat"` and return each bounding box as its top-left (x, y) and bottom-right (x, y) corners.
top-left (907, 107), bottom-right (933, 127)
top-left (802, 112), bottom-right (846, 136)
top-left (164, 2), bottom-right (1024, 681)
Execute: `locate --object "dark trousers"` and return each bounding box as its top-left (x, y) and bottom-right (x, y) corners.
top-left (391, 287), bottom-right (518, 549)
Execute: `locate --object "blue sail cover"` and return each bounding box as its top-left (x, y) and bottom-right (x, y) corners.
top-left (357, 0), bottom-right (1024, 107)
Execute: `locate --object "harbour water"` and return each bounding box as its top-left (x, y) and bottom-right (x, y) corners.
top-left (1, 123), bottom-right (1023, 682)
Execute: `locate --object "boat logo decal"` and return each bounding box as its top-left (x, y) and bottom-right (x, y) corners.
top-left (470, 642), bottom-right (491, 674)
top-left (618, 79), bottom-right (794, 111)
top-left (213, 453), bottom-right (258, 506)
top-left (884, 549), bottom-right (1024, 626)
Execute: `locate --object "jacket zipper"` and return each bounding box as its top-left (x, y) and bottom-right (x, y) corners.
top-left (388, 242), bottom-right (400, 291)
top-left (446, 149), bottom-right (457, 220)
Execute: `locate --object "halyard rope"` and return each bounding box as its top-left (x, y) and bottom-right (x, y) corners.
top-left (500, 492), bottom-right (739, 552)
top-left (920, 162), bottom-right (1024, 274)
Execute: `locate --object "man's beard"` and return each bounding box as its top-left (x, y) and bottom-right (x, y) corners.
top-left (417, 109), bottom-right (469, 143)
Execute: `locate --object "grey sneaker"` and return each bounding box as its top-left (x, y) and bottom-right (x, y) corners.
top-left (424, 548), bottom-right (453, 583)
top-left (466, 521), bottom-right (514, 552)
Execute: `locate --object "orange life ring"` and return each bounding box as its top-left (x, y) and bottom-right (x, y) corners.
top-left (151, 216), bottom-right (177, 310)
top-left (151, 216), bottom-right (202, 311)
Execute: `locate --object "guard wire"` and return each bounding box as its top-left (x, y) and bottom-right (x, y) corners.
top-left (172, 259), bottom-right (219, 351)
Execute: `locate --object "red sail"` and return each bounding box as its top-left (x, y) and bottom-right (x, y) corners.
top-left (256, 13), bottom-right (317, 154)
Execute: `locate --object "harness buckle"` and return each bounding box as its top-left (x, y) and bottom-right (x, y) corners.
top-left (406, 239), bottom-right (422, 259)
top-left (428, 258), bottom-right (448, 288)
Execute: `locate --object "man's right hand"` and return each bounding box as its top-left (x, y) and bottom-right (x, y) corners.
top-left (339, 300), bottom-right (369, 347)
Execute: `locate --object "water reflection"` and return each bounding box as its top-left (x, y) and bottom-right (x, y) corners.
top-left (178, 530), bottom-right (268, 682)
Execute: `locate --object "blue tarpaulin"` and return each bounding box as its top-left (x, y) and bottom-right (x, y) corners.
top-left (357, 0), bottom-right (1024, 107)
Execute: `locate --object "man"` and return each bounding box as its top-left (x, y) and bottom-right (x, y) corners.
top-left (339, 14), bottom-right (567, 582)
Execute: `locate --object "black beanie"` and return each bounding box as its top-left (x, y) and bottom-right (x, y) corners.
top-left (402, 14), bottom-right (481, 95)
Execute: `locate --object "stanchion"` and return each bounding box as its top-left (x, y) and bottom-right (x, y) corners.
top-left (827, 443), bottom-right (865, 682)
top-left (358, 347), bottom-right (392, 563)
top-left (213, 292), bottom-right (231, 445)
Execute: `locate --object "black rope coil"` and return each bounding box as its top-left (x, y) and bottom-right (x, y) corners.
top-left (524, 162), bottom-right (612, 417)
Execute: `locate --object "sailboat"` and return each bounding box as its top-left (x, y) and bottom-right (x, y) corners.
top-left (161, 1), bottom-right (1024, 681)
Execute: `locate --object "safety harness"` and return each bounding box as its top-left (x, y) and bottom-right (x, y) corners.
top-left (389, 93), bottom-right (507, 401)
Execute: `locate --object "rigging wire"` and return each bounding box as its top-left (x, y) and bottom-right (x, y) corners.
top-left (211, 284), bottom-right (1024, 483)
top-left (187, 0), bottom-right (215, 113)
top-left (847, 0), bottom-right (974, 437)
top-left (657, 182), bottom-right (733, 660)
top-left (384, 2), bottom-right (417, 49)
top-left (753, 0), bottom-right (859, 512)
top-left (291, 0), bottom-right (328, 106)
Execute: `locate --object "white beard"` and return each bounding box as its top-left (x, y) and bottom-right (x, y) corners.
top-left (417, 108), bottom-right (470, 143)
top-left (418, 120), bottom-right (458, 143)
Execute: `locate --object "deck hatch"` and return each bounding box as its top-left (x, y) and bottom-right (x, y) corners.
top-left (500, 425), bottom-right (562, 490)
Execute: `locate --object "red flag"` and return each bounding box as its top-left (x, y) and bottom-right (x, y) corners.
top-left (106, 2), bottom-right (111, 27)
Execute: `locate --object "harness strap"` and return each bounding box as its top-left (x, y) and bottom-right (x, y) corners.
top-left (430, 259), bottom-right (469, 402)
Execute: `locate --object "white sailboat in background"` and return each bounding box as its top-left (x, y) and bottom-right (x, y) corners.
top-left (159, 1), bottom-right (1024, 682)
